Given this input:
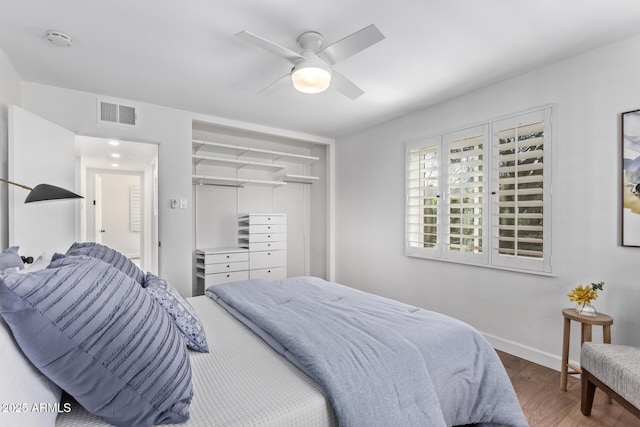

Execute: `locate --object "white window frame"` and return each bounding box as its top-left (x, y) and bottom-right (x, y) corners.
top-left (406, 135), bottom-right (443, 259)
top-left (404, 106), bottom-right (554, 275)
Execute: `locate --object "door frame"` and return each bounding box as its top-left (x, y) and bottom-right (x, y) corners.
top-left (90, 168), bottom-right (143, 241)
top-left (85, 168), bottom-right (153, 270)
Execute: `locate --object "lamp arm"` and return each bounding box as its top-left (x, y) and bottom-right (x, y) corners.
top-left (0, 178), bottom-right (34, 191)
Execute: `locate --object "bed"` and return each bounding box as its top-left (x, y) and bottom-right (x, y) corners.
top-left (54, 295), bottom-right (337, 427)
top-left (0, 244), bottom-right (527, 427)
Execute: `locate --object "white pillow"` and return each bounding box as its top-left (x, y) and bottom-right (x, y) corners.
top-left (1, 254), bottom-right (52, 277)
top-left (0, 266), bottom-right (20, 276)
top-left (19, 253), bottom-right (52, 273)
top-left (0, 315), bottom-right (62, 427)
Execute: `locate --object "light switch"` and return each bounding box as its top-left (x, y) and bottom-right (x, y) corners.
top-left (180, 198), bottom-right (187, 209)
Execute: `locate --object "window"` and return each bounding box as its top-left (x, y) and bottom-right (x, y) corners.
top-left (405, 107), bottom-right (553, 274)
top-left (444, 125), bottom-right (489, 264)
top-left (407, 138), bottom-right (441, 257)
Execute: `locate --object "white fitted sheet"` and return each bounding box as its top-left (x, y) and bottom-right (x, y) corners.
top-left (55, 295), bottom-right (336, 427)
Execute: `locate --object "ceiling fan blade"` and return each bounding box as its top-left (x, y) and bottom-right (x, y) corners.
top-left (258, 73), bottom-right (291, 94)
top-left (236, 31), bottom-right (304, 63)
top-left (318, 24), bottom-right (385, 65)
top-left (331, 71), bottom-right (364, 100)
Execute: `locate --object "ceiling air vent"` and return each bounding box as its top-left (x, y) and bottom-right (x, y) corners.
top-left (98, 100), bottom-right (137, 126)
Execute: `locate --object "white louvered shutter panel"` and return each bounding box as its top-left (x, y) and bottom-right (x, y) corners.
top-left (406, 137), bottom-right (441, 258)
top-left (492, 108), bottom-right (552, 272)
top-left (404, 106), bottom-right (553, 274)
top-left (444, 125), bottom-right (489, 264)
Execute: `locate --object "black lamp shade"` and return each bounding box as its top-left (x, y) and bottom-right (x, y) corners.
top-left (25, 184), bottom-right (84, 203)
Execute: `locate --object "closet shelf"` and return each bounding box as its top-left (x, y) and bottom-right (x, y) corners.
top-left (192, 154), bottom-right (286, 171)
top-left (276, 173), bottom-right (320, 184)
top-left (192, 174), bottom-right (286, 188)
top-left (192, 140), bottom-right (319, 164)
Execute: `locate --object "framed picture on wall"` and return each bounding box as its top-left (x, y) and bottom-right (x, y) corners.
top-left (622, 109), bottom-right (640, 246)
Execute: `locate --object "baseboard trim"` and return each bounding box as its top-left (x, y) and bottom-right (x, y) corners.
top-left (482, 331), bottom-right (576, 372)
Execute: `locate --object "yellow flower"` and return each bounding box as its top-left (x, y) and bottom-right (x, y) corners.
top-left (567, 284), bottom-right (598, 305)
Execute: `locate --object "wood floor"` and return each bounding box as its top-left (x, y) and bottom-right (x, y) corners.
top-left (497, 351), bottom-right (639, 426)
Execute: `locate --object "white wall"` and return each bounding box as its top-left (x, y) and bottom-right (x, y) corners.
top-left (335, 33), bottom-right (640, 370)
top-left (0, 49), bottom-right (22, 248)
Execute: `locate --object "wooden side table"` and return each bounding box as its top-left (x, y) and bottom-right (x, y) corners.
top-left (560, 308), bottom-right (613, 401)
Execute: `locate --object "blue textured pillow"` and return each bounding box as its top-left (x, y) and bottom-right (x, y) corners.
top-left (0, 246), bottom-right (24, 271)
top-left (145, 272), bottom-right (209, 353)
top-left (65, 242), bottom-right (145, 285)
top-left (0, 255), bottom-right (192, 426)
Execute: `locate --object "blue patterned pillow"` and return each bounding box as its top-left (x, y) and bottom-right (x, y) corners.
top-left (0, 255), bottom-right (192, 426)
top-left (0, 246), bottom-right (23, 271)
top-left (65, 242), bottom-right (145, 285)
top-left (145, 272), bottom-right (209, 353)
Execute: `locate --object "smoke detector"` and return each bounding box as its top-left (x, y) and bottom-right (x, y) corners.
top-left (46, 30), bottom-right (73, 48)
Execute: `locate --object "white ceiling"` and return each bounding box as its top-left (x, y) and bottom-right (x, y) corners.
top-left (76, 136), bottom-right (157, 171)
top-left (2, 0), bottom-right (640, 139)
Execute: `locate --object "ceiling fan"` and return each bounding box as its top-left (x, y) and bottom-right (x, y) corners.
top-left (235, 24), bottom-right (385, 100)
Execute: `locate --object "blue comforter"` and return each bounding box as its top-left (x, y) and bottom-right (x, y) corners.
top-left (206, 277), bottom-right (528, 427)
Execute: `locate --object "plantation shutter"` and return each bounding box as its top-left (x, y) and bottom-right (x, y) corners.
top-left (444, 125), bottom-right (489, 264)
top-left (492, 108), bottom-right (552, 272)
top-left (406, 137), bottom-right (441, 257)
top-left (404, 106), bottom-right (553, 274)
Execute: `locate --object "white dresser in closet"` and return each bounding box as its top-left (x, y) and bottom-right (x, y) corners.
top-left (238, 214), bottom-right (287, 281)
top-left (195, 247), bottom-right (249, 288)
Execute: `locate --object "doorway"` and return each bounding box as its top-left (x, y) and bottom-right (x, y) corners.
top-left (76, 136), bottom-right (158, 273)
top-left (92, 171), bottom-right (142, 263)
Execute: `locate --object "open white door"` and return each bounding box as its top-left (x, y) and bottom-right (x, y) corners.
top-left (8, 105), bottom-right (78, 256)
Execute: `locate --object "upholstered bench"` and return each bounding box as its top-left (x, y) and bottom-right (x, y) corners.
top-left (580, 342), bottom-right (640, 419)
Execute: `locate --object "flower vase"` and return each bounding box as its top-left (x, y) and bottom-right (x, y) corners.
top-left (576, 302), bottom-right (597, 317)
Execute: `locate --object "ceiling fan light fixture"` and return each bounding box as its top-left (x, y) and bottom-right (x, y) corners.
top-left (237, 24), bottom-right (384, 99)
top-left (291, 61), bottom-right (331, 94)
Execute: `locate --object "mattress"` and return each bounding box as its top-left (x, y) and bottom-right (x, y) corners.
top-left (55, 295), bottom-right (337, 427)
